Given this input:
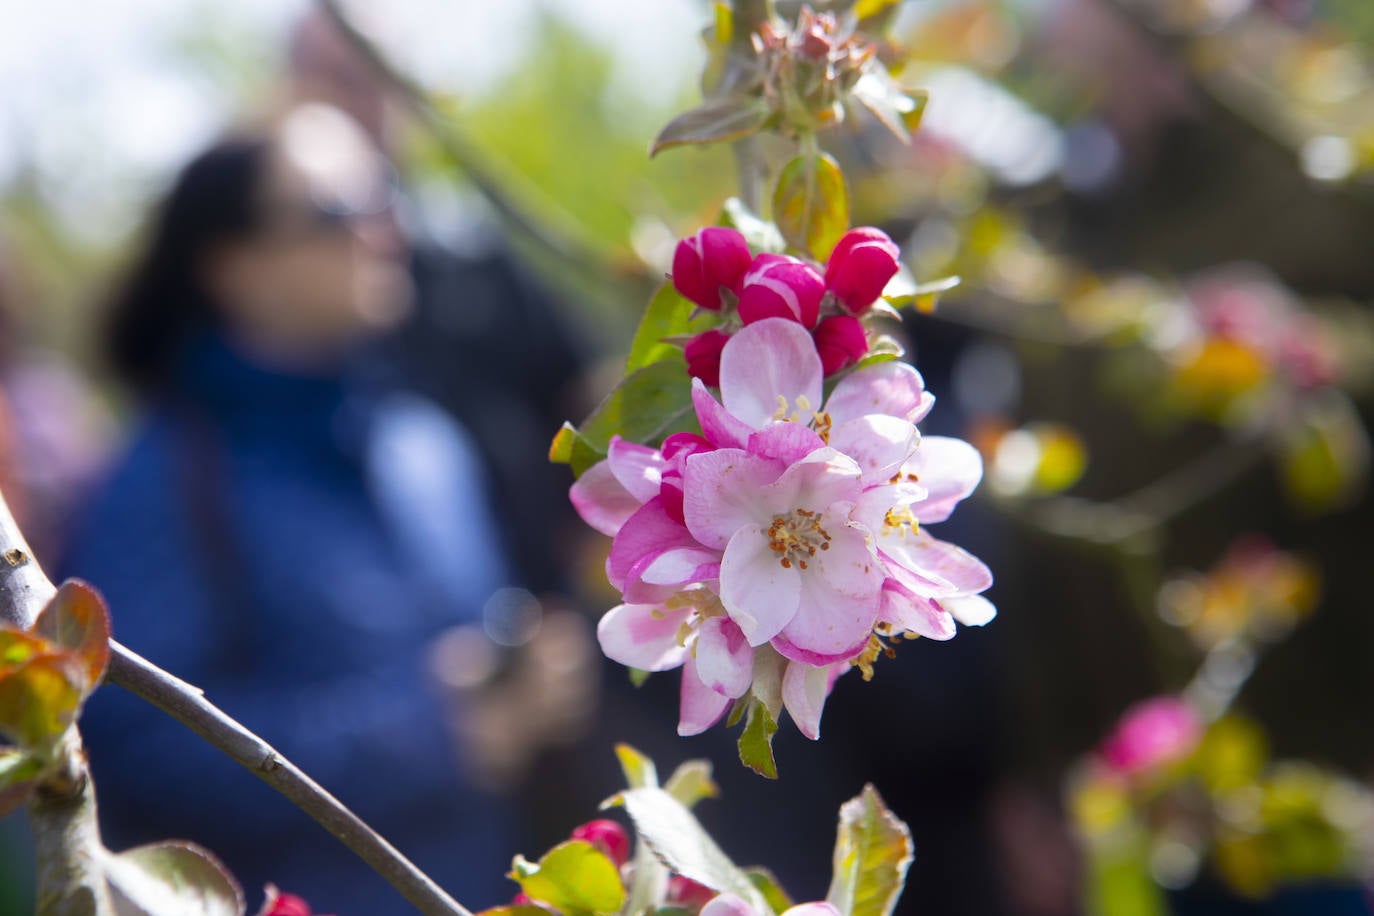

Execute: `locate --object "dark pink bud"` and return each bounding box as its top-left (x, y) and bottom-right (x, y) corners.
top-left (259, 889), bottom-right (322, 916)
top-left (737, 254), bottom-right (825, 328)
top-left (1099, 697), bottom-right (1201, 777)
top-left (660, 471), bottom-right (686, 525)
top-left (672, 227), bottom-right (753, 311)
top-left (813, 315), bottom-right (869, 376)
top-left (685, 330), bottom-right (731, 388)
top-left (825, 227), bottom-right (901, 314)
top-left (667, 875), bottom-right (717, 911)
top-left (661, 432), bottom-right (712, 463)
top-left (571, 819), bottom-right (631, 867)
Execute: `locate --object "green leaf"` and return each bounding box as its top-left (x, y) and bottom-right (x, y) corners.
top-left (626, 284), bottom-right (712, 374)
top-left (615, 787), bottom-right (770, 913)
top-left (901, 90), bottom-right (929, 135)
top-left (773, 152), bottom-right (850, 261)
top-left (0, 655), bottom-right (84, 753)
top-left (854, 0), bottom-right (903, 29)
top-left (629, 667), bottom-right (650, 687)
top-left (476, 907), bottom-right (555, 916)
top-left (511, 840), bottom-right (626, 916)
top-left (33, 580), bottom-right (112, 692)
top-left (720, 198), bottom-right (785, 254)
top-left (103, 841), bottom-right (244, 916)
top-left (745, 867), bottom-right (795, 914)
top-left (564, 361), bottom-right (697, 477)
top-left (652, 97), bottom-right (773, 157)
top-left (826, 785), bottom-right (914, 916)
top-left (664, 759), bottom-right (719, 809)
top-left (738, 700), bottom-right (779, 779)
top-left (615, 743), bottom-right (660, 789)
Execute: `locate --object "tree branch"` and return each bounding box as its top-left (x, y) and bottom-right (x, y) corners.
top-left (0, 491), bottom-right (472, 916)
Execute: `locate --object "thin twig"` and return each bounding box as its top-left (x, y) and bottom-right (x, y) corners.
top-left (0, 492), bottom-right (471, 916)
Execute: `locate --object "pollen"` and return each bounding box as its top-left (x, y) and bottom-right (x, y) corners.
top-left (882, 505), bottom-right (919, 537)
top-left (851, 630), bottom-right (902, 681)
top-left (767, 508), bottom-right (833, 570)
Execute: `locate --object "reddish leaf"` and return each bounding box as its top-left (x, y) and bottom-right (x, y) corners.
top-left (33, 579), bottom-right (112, 692)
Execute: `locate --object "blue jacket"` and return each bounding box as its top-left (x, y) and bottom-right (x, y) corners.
top-left (64, 335), bottom-right (519, 913)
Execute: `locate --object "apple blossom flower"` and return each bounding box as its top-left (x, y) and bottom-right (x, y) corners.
top-left (672, 227), bottom-right (753, 311)
top-left (702, 892), bottom-right (839, 916)
top-left (737, 254), bottom-right (825, 328)
top-left (825, 227), bottom-right (901, 315)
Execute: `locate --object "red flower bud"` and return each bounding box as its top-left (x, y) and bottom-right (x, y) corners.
top-left (258, 887), bottom-right (329, 916)
top-left (672, 227), bottom-right (753, 311)
top-left (667, 875), bottom-right (717, 911)
top-left (813, 315), bottom-right (869, 376)
top-left (571, 819), bottom-right (631, 867)
top-left (825, 228), bottom-right (901, 315)
top-left (737, 254), bottom-right (825, 328)
top-left (684, 330), bottom-right (731, 388)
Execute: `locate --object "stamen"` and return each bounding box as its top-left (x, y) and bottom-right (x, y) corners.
top-left (767, 509), bottom-right (833, 570)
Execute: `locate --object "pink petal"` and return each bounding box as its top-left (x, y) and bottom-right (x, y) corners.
top-left (719, 525), bottom-right (802, 646)
top-left (824, 360), bottom-right (934, 426)
top-left (783, 904), bottom-right (841, 916)
top-left (607, 436), bottom-right (666, 504)
top-left (678, 656), bottom-right (733, 736)
top-left (776, 524), bottom-right (882, 658)
top-left (906, 436), bottom-right (983, 524)
top-left (701, 895), bottom-right (756, 916)
top-left (758, 447), bottom-right (864, 517)
top-left (597, 603), bottom-right (692, 671)
top-left (635, 547), bottom-right (723, 588)
top-left (880, 580), bottom-right (956, 640)
top-left (682, 447), bottom-right (784, 550)
top-left (719, 318), bottom-right (823, 429)
top-left (939, 593), bottom-right (997, 627)
top-left (782, 662), bottom-right (834, 740)
top-left (880, 532), bottom-right (993, 599)
top-left (694, 617), bottom-right (754, 698)
top-left (607, 497), bottom-right (695, 591)
top-left (691, 379), bottom-right (752, 449)
top-left (570, 460), bottom-right (640, 536)
top-left (827, 415), bottom-right (919, 486)
top-left (747, 422), bottom-right (827, 466)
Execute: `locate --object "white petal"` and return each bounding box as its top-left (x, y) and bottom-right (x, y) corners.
top-left (694, 617), bottom-right (754, 698)
top-left (720, 318), bottom-right (823, 429)
top-left (782, 662), bottom-right (833, 740)
top-left (719, 526), bottom-right (802, 646)
top-left (825, 360), bottom-right (933, 425)
top-left (597, 603), bottom-right (691, 671)
top-left (941, 593), bottom-right (997, 627)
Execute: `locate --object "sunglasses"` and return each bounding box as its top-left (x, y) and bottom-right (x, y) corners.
top-left (258, 166), bottom-right (399, 240)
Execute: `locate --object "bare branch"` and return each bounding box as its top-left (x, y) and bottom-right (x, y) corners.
top-left (0, 489), bottom-right (472, 916)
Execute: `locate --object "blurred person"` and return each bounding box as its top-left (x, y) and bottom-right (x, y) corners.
top-left (61, 104), bottom-right (546, 913)
top-left (285, 5), bottom-right (596, 599)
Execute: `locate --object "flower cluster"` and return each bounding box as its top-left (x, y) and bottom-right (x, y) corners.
top-left (1071, 701), bottom-right (1374, 900)
top-left (672, 225), bottom-right (900, 386)
top-left (571, 233), bottom-right (994, 745)
top-left (753, 7), bottom-right (880, 134)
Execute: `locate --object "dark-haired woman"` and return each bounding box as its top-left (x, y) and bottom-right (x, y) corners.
top-left (62, 106), bottom-right (519, 912)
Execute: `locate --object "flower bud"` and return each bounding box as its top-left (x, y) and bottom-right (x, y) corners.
top-left (825, 228), bottom-right (901, 315)
top-left (258, 888), bottom-right (322, 916)
top-left (660, 433), bottom-right (713, 525)
top-left (812, 315), bottom-right (869, 376)
top-left (1099, 697), bottom-right (1200, 777)
top-left (737, 254), bottom-right (825, 328)
top-left (571, 818), bottom-right (631, 867)
top-left (685, 329), bottom-right (731, 388)
top-left (668, 876), bottom-right (718, 911)
top-left (672, 227), bottom-right (753, 311)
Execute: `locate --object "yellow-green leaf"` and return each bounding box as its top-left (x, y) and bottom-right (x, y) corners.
top-left (773, 152), bottom-right (850, 261)
top-left (511, 840), bottom-right (626, 916)
top-left (826, 785), bottom-right (914, 916)
top-left (103, 841), bottom-right (244, 916)
top-left (664, 759), bottom-right (719, 809)
top-left (626, 284), bottom-right (712, 374)
top-left (738, 700), bottom-right (779, 779)
top-left (652, 97), bottom-right (773, 157)
top-left (0, 655), bottom-right (84, 753)
top-left (616, 743), bottom-right (660, 789)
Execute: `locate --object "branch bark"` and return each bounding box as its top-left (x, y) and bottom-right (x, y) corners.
top-left (0, 491), bottom-right (472, 916)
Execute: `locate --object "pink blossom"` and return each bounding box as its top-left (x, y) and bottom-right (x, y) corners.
top-left (1099, 696), bottom-right (1202, 776)
top-left (737, 254), bottom-right (825, 328)
top-left (672, 227), bottom-right (753, 311)
top-left (702, 893), bottom-right (839, 916)
top-left (812, 314), bottom-right (869, 376)
top-left (825, 227), bottom-right (901, 315)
